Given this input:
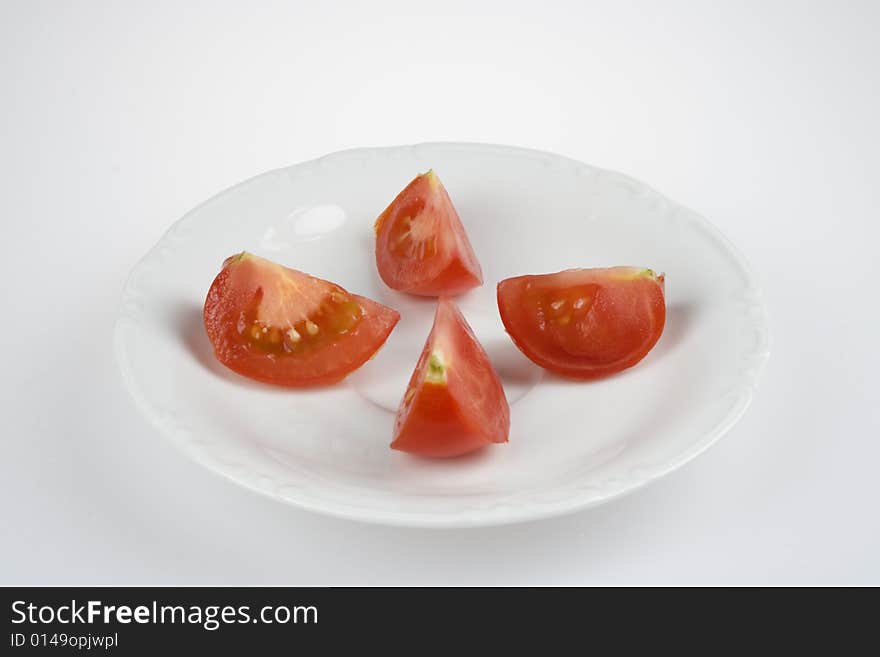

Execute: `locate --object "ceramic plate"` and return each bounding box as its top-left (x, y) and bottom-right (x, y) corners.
top-left (115, 143), bottom-right (769, 527)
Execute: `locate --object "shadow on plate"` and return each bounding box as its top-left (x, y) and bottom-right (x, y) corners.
top-left (480, 337), bottom-right (545, 400)
top-left (656, 301), bottom-right (698, 355)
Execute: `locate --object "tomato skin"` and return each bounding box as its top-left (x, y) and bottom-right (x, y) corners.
top-left (204, 253), bottom-right (400, 387)
top-left (391, 383), bottom-right (495, 458)
top-left (374, 171), bottom-right (482, 296)
top-left (391, 298), bottom-right (509, 458)
top-left (497, 267), bottom-right (666, 380)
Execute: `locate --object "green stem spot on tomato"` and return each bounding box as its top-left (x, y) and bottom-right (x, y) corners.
top-left (425, 351), bottom-right (447, 384)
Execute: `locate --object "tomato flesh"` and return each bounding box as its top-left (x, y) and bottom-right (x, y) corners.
top-left (497, 267), bottom-right (665, 379)
top-left (204, 252), bottom-right (400, 386)
top-left (374, 171), bottom-right (482, 296)
top-left (391, 298), bottom-right (509, 458)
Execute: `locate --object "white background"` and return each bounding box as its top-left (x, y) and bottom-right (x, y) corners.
top-left (2, 0), bottom-right (878, 585)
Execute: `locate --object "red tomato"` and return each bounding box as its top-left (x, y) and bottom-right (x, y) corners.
top-left (374, 171), bottom-right (482, 296)
top-left (391, 298), bottom-right (509, 458)
top-left (204, 252), bottom-right (400, 386)
top-left (497, 267), bottom-right (666, 379)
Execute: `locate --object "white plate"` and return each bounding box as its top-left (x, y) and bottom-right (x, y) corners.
top-left (115, 143), bottom-right (769, 527)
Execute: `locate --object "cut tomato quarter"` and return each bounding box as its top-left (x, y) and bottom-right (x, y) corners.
top-left (204, 252), bottom-right (400, 386)
top-left (497, 267), bottom-right (666, 379)
top-left (374, 170), bottom-right (482, 296)
top-left (391, 298), bottom-right (509, 458)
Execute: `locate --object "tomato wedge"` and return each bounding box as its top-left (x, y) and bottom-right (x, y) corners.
top-left (204, 252), bottom-right (400, 386)
top-left (374, 171), bottom-right (482, 296)
top-left (391, 298), bottom-right (509, 458)
top-left (497, 267), bottom-right (666, 379)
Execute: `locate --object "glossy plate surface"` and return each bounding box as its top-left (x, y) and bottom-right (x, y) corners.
top-left (115, 143), bottom-right (769, 527)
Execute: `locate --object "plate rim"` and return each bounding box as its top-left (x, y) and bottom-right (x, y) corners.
top-left (114, 141), bottom-right (771, 528)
